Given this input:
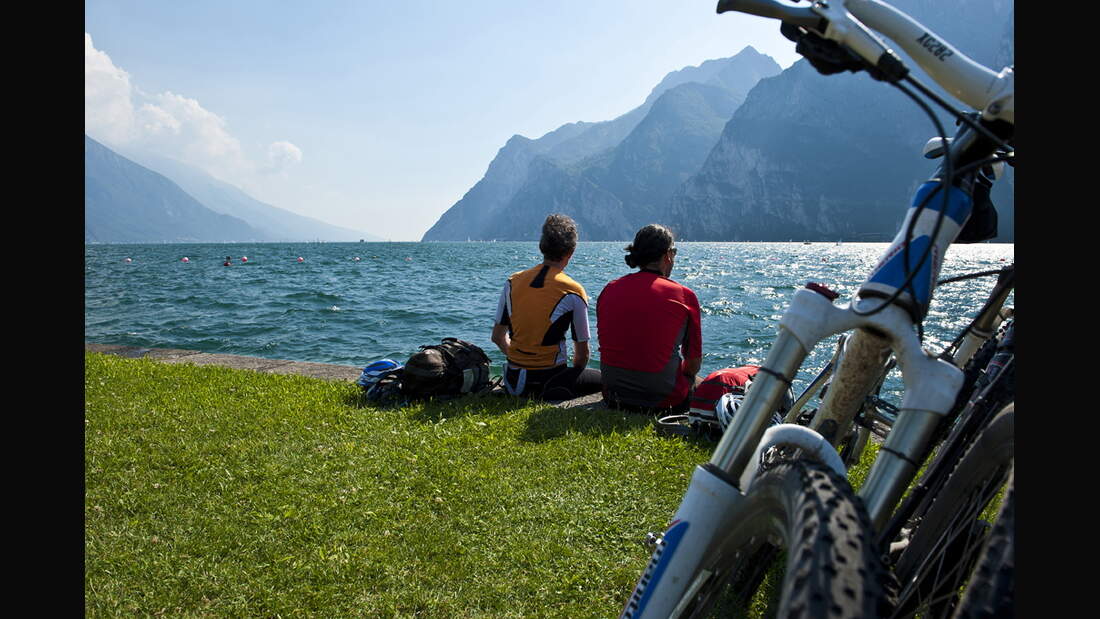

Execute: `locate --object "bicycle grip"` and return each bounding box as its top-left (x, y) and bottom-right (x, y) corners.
top-left (716, 0), bottom-right (823, 28)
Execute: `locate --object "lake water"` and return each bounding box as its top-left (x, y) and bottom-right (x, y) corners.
top-left (85, 241), bottom-right (1013, 400)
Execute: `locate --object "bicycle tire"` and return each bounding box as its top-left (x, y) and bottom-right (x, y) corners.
top-left (673, 458), bottom-right (892, 618)
top-left (891, 403), bottom-right (1014, 618)
top-left (952, 471), bottom-right (1014, 618)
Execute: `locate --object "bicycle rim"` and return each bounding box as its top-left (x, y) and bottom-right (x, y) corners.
top-left (891, 404), bottom-right (1014, 618)
top-left (952, 471), bottom-right (1014, 618)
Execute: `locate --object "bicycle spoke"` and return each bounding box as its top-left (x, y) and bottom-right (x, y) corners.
top-left (896, 472), bottom-right (1006, 617)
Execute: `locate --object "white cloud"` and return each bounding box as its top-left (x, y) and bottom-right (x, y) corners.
top-left (84, 32), bottom-right (299, 190)
top-left (263, 140), bottom-right (303, 174)
top-left (135, 102), bottom-right (181, 135)
top-left (84, 33), bottom-right (136, 144)
top-left (136, 91), bottom-right (249, 177)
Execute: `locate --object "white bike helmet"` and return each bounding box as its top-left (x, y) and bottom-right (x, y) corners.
top-left (716, 391), bottom-right (745, 431)
top-left (715, 377), bottom-right (794, 431)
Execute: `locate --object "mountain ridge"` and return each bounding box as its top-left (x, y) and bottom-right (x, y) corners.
top-left (95, 142), bottom-right (378, 242)
top-left (422, 47), bottom-right (782, 241)
top-left (421, 1), bottom-right (1013, 243)
top-left (85, 135), bottom-right (268, 244)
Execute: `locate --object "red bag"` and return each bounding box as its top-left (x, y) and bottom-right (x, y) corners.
top-left (688, 365), bottom-right (760, 419)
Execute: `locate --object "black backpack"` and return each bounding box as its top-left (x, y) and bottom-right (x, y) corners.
top-left (401, 338), bottom-right (494, 399)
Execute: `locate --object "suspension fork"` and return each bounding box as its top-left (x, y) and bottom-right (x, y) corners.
top-left (811, 328), bottom-right (893, 444)
top-left (710, 288), bottom-right (963, 527)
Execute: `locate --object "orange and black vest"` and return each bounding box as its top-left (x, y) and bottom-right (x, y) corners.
top-left (495, 264), bottom-right (590, 370)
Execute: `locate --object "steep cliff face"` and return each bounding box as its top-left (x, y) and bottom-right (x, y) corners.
top-left (668, 0), bottom-right (1014, 242)
top-left (422, 47), bottom-right (781, 241)
top-left (479, 156), bottom-right (633, 242)
top-left (584, 82), bottom-right (745, 234)
top-left (668, 60), bottom-right (927, 241)
top-left (422, 0), bottom-right (1014, 243)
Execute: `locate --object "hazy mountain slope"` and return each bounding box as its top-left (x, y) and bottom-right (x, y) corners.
top-left (587, 82), bottom-right (745, 225)
top-left (476, 80), bottom-right (747, 241)
top-left (423, 0), bottom-right (1013, 243)
top-left (85, 135), bottom-right (266, 243)
top-left (110, 147), bottom-right (377, 242)
top-left (423, 46), bottom-right (781, 241)
top-left (668, 0), bottom-right (1014, 242)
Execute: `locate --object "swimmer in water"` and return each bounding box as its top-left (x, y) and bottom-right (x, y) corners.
top-left (224, 256), bottom-right (232, 266)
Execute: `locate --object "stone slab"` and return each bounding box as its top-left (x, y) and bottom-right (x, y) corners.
top-left (263, 360), bottom-right (362, 381)
top-left (157, 352), bottom-right (290, 371)
top-left (552, 392), bottom-right (609, 410)
top-left (85, 343), bottom-right (362, 383)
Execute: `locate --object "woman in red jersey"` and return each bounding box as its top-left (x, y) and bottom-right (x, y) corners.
top-left (597, 224), bottom-right (702, 414)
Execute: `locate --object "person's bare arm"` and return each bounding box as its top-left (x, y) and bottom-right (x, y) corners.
top-left (683, 355), bottom-right (702, 381)
top-left (573, 340), bottom-right (590, 369)
top-left (491, 323), bottom-right (511, 358)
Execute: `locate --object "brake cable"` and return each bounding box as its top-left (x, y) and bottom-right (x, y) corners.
top-left (850, 75), bottom-right (952, 345)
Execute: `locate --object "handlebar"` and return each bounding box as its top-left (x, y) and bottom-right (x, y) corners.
top-left (716, 0), bottom-right (822, 28)
top-left (845, 0), bottom-right (1013, 123)
top-left (716, 0), bottom-right (1014, 125)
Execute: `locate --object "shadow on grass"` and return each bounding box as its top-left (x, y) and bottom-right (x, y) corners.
top-left (341, 382), bottom-right (536, 422)
top-left (343, 390), bottom-right (372, 409)
top-left (406, 393), bottom-right (530, 423)
top-left (518, 404), bottom-right (658, 443)
top-left (344, 389), bottom-right (722, 449)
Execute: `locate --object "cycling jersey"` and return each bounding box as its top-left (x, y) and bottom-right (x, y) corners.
top-left (597, 269), bottom-right (703, 409)
top-left (494, 264), bottom-right (590, 371)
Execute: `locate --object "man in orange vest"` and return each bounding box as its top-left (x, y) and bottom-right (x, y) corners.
top-left (491, 214), bottom-right (602, 401)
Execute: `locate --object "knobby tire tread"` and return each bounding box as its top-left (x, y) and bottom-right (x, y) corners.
top-left (684, 459), bottom-right (892, 618)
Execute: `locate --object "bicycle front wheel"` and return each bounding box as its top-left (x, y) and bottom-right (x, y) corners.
top-left (673, 458), bottom-right (892, 618)
top-left (892, 403), bottom-right (1014, 618)
top-left (953, 470), bottom-right (1014, 618)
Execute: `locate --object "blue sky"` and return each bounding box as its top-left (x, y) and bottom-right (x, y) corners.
top-left (85, 1), bottom-right (800, 241)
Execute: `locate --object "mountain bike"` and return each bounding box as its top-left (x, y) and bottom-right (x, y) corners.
top-left (787, 266), bottom-right (1013, 473)
top-left (793, 267), bottom-right (1014, 617)
top-left (619, 1), bottom-right (1014, 617)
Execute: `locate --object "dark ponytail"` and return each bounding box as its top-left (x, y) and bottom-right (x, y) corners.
top-left (624, 224), bottom-right (674, 269)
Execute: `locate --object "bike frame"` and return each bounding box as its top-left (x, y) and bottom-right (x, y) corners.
top-left (621, 2), bottom-right (1013, 616)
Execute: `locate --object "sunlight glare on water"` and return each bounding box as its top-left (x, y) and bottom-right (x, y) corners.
top-left (85, 241), bottom-right (1013, 401)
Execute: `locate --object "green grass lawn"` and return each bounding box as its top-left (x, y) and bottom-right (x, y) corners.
top-left (86, 352), bottom-right (733, 617)
top-left (85, 351), bottom-right (898, 617)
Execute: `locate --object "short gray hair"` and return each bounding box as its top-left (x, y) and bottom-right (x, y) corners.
top-left (540, 214), bottom-right (578, 261)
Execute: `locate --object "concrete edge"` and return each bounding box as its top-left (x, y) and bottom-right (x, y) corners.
top-left (85, 343), bottom-right (363, 382)
top-left (85, 343), bottom-right (615, 409)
